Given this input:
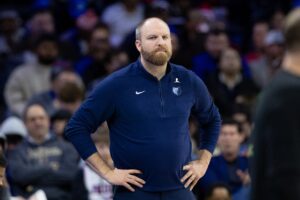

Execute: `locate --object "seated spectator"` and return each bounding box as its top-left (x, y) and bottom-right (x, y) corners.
top-left (4, 34), bottom-right (60, 116)
top-left (0, 116), bottom-right (27, 153)
top-left (55, 80), bottom-right (85, 114)
top-left (60, 9), bottom-right (99, 62)
top-left (74, 23), bottom-right (112, 88)
top-left (206, 48), bottom-right (259, 117)
top-left (101, 0), bottom-right (144, 47)
top-left (198, 119), bottom-right (250, 200)
top-left (250, 30), bottom-right (285, 88)
top-left (28, 69), bottom-right (84, 116)
top-left (192, 29), bottom-right (251, 81)
top-left (205, 183), bottom-right (232, 200)
top-left (7, 103), bottom-right (79, 200)
top-left (244, 21), bottom-right (269, 65)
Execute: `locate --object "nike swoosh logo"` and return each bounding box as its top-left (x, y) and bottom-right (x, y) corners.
top-left (135, 91), bottom-right (145, 95)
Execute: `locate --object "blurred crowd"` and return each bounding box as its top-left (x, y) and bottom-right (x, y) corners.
top-left (0, 0), bottom-right (296, 199)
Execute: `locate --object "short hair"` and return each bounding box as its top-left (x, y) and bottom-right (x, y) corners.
top-left (135, 19), bottom-right (148, 40)
top-left (221, 118), bottom-right (243, 134)
top-left (23, 103), bottom-right (48, 121)
top-left (284, 8), bottom-right (300, 52)
top-left (57, 82), bottom-right (84, 103)
top-left (135, 17), bottom-right (168, 40)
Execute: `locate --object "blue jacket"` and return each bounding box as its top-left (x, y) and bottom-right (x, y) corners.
top-left (199, 155), bottom-right (249, 193)
top-left (65, 59), bottom-right (221, 191)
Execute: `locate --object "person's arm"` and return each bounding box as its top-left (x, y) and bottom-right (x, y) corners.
top-left (181, 72), bottom-right (221, 190)
top-left (4, 68), bottom-right (28, 115)
top-left (86, 152), bottom-right (145, 192)
top-left (64, 77), bottom-right (145, 191)
top-left (8, 148), bottom-right (52, 185)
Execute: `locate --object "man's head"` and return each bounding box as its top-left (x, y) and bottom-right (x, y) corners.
top-left (28, 9), bottom-right (55, 36)
top-left (284, 8), bottom-right (300, 53)
top-left (219, 48), bottom-right (241, 76)
top-left (252, 21), bottom-right (269, 51)
top-left (89, 23), bottom-right (111, 61)
top-left (205, 183), bottom-right (232, 200)
top-left (135, 17), bottom-right (172, 66)
top-left (0, 116), bottom-right (27, 150)
top-left (218, 119), bottom-right (243, 161)
top-left (205, 29), bottom-right (229, 58)
top-left (34, 34), bottom-right (59, 65)
top-left (23, 104), bottom-right (50, 143)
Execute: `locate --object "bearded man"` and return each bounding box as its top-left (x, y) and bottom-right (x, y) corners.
top-left (65, 17), bottom-right (221, 200)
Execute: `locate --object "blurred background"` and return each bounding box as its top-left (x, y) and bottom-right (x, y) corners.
top-left (0, 0), bottom-right (296, 199)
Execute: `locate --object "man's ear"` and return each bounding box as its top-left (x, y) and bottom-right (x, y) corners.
top-left (135, 40), bottom-right (141, 52)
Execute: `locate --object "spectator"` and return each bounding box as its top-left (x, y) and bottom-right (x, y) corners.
top-left (199, 119), bottom-right (250, 200)
top-left (75, 23), bottom-right (112, 88)
top-left (0, 116), bottom-right (27, 152)
top-left (192, 29), bottom-right (230, 80)
top-left (250, 30), bottom-right (285, 88)
top-left (101, 0), bottom-right (144, 47)
top-left (0, 9), bottom-right (25, 57)
top-left (245, 21), bottom-right (269, 64)
top-left (205, 183), bottom-right (232, 200)
top-left (28, 69), bottom-right (84, 116)
top-left (61, 9), bottom-right (99, 62)
top-left (7, 103), bottom-right (79, 200)
top-left (51, 109), bottom-right (72, 140)
top-left (4, 34), bottom-right (59, 116)
top-left (206, 48), bottom-right (259, 117)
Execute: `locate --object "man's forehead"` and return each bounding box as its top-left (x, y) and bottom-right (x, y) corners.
top-left (141, 19), bottom-right (170, 34)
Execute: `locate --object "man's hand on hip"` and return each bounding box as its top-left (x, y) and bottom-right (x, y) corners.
top-left (104, 168), bottom-right (146, 192)
top-left (181, 149), bottom-right (212, 191)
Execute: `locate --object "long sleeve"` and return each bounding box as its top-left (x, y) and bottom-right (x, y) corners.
top-left (8, 148), bottom-right (52, 186)
top-left (190, 72), bottom-right (222, 153)
top-left (65, 77), bottom-right (116, 160)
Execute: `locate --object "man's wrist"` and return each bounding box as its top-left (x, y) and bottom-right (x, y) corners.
top-left (198, 149), bottom-right (212, 165)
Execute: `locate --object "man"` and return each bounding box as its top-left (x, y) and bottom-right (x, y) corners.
top-left (199, 119), bottom-right (250, 199)
top-left (251, 8), bottom-right (300, 200)
top-left (8, 104), bottom-right (79, 200)
top-left (65, 17), bottom-right (221, 200)
top-left (4, 34), bottom-right (59, 116)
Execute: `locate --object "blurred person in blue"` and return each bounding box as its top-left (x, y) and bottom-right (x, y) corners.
top-left (7, 103), bottom-right (79, 200)
top-left (65, 17), bottom-right (221, 200)
top-left (198, 119), bottom-right (250, 200)
top-left (251, 8), bottom-right (300, 200)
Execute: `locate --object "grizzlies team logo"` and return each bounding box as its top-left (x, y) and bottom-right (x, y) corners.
top-left (172, 87), bottom-right (182, 96)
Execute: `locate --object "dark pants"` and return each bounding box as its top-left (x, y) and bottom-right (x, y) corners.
top-left (113, 186), bottom-right (196, 200)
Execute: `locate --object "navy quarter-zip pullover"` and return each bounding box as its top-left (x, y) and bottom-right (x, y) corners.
top-left (65, 59), bottom-right (221, 191)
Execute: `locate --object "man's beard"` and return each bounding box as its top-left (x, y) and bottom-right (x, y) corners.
top-left (141, 46), bottom-right (172, 66)
top-left (38, 56), bottom-right (57, 65)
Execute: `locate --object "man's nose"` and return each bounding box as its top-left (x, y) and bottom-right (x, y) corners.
top-left (157, 36), bottom-right (165, 45)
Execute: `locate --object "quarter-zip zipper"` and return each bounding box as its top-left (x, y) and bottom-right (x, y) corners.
top-left (158, 80), bottom-right (165, 117)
